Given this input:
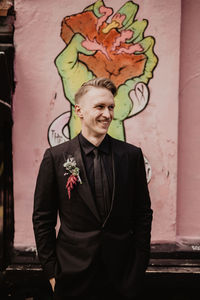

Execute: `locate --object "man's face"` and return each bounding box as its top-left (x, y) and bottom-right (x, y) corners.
top-left (75, 87), bottom-right (115, 138)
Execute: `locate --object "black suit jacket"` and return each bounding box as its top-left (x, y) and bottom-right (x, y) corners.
top-left (32, 134), bottom-right (153, 298)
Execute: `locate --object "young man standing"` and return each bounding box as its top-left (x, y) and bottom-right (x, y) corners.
top-left (32, 78), bottom-right (153, 300)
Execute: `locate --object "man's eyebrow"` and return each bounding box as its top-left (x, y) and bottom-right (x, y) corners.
top-left (93, 101), bottom-right (115, 106)
top-left (93, 102), bottom-right (104, 106)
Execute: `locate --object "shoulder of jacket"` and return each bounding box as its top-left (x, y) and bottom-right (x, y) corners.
top-left (45, 136), bottom-right (78, 156)
top-left (109, 135), bottom-right (141, 153)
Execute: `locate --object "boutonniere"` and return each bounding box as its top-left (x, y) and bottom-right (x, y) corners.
top-left (63, 156), bottom-right (82, 199)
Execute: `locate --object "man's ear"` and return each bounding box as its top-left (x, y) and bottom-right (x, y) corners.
top-left (75, 104), bottom-right (83, 119)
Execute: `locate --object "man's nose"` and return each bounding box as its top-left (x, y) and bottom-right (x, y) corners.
top-left (103, 107), bottom-right (111, 118)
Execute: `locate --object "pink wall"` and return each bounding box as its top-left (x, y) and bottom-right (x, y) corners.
top-left (176, 0), bottom-right (200, 242)
top-left (13, 0), bottom-right (181, 248)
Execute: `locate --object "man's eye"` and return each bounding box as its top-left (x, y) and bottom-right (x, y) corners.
top-left (109, 106), bottom-right (114, 110)
top-left (97, 105), bottom-right (104, 109)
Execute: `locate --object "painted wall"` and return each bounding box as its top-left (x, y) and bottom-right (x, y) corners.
top-left (176, 0), bottom-right (200, 243)
top-left (13, 0), bottom-right (181, 248)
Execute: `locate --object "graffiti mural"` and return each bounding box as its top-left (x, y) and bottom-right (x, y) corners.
top-left (48, 0), bottom-right (158, 182)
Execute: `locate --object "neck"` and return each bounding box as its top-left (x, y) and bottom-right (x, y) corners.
top-left (81, 130), bottom-right (106, 147)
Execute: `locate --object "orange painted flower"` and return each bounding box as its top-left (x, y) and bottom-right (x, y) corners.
top-left (60, 3), bottom-right (146, 88)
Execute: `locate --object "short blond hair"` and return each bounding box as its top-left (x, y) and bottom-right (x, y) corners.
top-left (75, 77), bottom-right (117, 104)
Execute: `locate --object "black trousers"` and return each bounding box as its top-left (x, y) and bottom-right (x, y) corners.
top-left (53, 289), bottom-right (138, 300)
top-left (53, 276), bottom-right (138, 300)
top-left (52, 249), bottom-right (139, 300)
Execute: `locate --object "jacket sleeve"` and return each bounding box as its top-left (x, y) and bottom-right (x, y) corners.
top-left (32, 148), bottom-right (58, 279)
top-left (133, 148), bottom-right (153, 258)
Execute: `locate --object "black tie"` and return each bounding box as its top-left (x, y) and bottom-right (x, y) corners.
top-left (93, 148), bottom-right (110, 220)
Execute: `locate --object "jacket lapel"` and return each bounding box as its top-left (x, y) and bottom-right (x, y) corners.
top-left (64, 136), bottom-right (101, 223)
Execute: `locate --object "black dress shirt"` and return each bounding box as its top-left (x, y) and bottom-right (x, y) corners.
top-left (78, 132), bottom-right (113, 215)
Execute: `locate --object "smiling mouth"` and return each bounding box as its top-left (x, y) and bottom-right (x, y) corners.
top-left (98, 120), bottom-right (111, 126)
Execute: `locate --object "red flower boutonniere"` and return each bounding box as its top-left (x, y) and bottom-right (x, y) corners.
top-left (63, 156), bottom-right (82, 199)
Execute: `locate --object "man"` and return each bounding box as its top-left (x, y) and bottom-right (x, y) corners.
top-left (32, 78), bottom-right (153, 300)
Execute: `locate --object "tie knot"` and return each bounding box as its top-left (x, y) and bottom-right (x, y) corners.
top-left (93, 148), bottom-right (99, 157)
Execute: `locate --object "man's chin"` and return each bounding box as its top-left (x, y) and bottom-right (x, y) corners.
top-left (95, 127), bottom-right (109, 137)
top-left (98, 126), bottom-right (110, 133)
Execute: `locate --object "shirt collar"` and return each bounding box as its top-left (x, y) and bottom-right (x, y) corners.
top-left (79, 132), bottom-right (110, 155)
